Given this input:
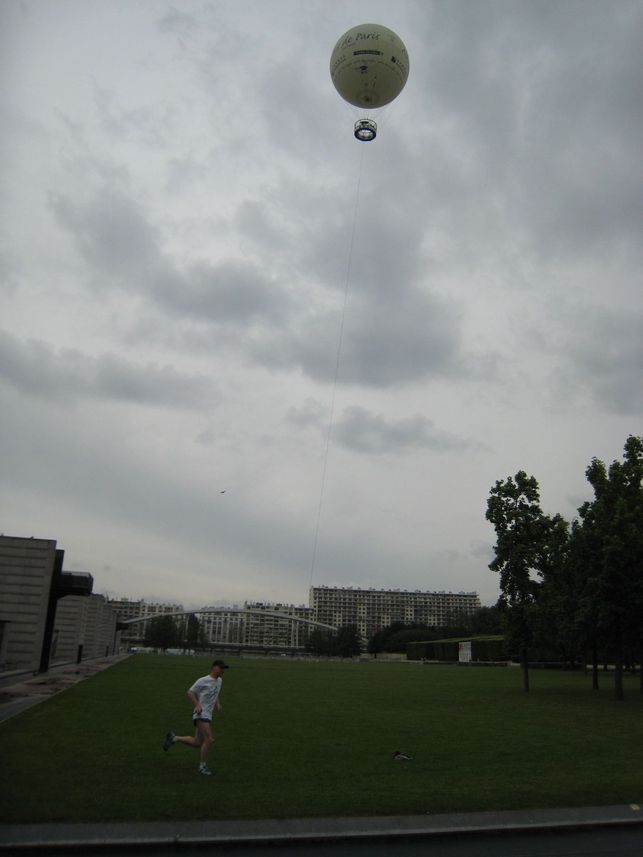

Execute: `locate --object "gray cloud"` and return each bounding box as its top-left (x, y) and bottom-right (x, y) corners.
top-left (0, 329), bottom-right (215, 408)
top-left (334, 406), bottom-right (474, 454)
top-left (48, 185), bottom-right (474, 388)
top-left (562, 308), bottom-right (643, 415)
top-left (49, 190), bottom-right (160, 282)
top-left (287, 401), bottom-right (475, 455)
top-left (408, 1), bottom-right (643, 266)
top-left (3, 0), bottom-right (639, 608)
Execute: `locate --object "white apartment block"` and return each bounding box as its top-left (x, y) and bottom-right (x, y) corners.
top-left (198, 608), bottom-right (245, 646)
top-left (309, 586), bottom-right (481, 642)
top-left (107, 598), bottom-right (184, 640)
top-left (243, 602), bottom-right (313, 649)
top-left (198, 602), bottom-right (314, 649)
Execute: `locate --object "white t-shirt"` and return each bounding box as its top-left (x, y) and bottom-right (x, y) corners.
top-left (189, 674), bottom-right (222, 721)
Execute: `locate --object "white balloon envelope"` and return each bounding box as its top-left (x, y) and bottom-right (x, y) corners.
top-left (330, 23), bottom-right (409, 139)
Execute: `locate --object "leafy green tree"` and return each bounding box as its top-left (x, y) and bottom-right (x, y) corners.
top-left (306, 629), bottom-right (335, 656)
top-left (469, 604), bottom-right (505, 635)
top-left (367, 622), bottom-right (409, 654)
top-left (486, 471), bottom-right (549, 692)
top-left (334, 624), bottom-right (362, 657)
top-left (144, 614), bottom-right (181, 651)
top-left (183, 613), bottom-right (208, 651)
top-left (534, 514), bottom-right (576, 667)
top-left (578, 435), bottom-right (643, 700)
top-left (381, 625), bottom-right (432, 653)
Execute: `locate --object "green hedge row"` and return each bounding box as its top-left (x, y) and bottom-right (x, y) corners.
top-left (407, 637), bottom-right (506, 662)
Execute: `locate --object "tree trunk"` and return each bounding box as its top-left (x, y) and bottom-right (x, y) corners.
top-left (521, 646), bottom-right (530, 693)
top-left (592, 640), bottom-right (599, 691)
top-left (614, 628), bottom-right (624, 701)
top-left (614, 658), bottom-right (624, 701)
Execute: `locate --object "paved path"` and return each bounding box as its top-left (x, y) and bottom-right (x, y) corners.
top-left (1, 804), bottom-right (642, 853)
top-left (0, 655), bottom-right (130, 723)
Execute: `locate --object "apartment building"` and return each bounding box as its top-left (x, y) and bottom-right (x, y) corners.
top-left (243, 602), bottom-right (313, 649)
top-left (107, 598), bottom-right (184, 642)
top-left (197, 602), bottom-right (314, 649)
top-left (309, 586), bottom-right (481, 642)
top-left (198, 607), bottom-right (245, 646)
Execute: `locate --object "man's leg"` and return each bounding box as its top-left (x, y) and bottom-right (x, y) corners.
top-left (173, 723), bottom-right (204, 749)
top-left (195, 720), bottom-right (213, 768)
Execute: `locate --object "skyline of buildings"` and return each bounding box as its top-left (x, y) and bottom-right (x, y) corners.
top-left (109, 587), bottom-right (482, 648)
top-left (1, 534), bottom-right (485, 673)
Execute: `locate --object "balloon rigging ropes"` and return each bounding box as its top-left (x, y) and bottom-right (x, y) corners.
top-left (309, 143), bottom-right (366, 586)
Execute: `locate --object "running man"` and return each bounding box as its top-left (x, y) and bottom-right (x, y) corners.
top-left (163, 659), bottom-right (229, 776)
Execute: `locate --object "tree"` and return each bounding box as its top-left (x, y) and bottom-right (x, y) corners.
top-left (486, 471), bottom-right (549, 692)
top-left (578, 435), bottom-right (643, 700)
top-left (469, 604), bottom-right (505, 636)
top-left (534, 513), bottom-right (575, 667)
top-left (144, 614), bottom-right (181, 651)
top-left (334, 624), bottom-right (362, 657)
top-left (183, 613), bottom-right (208, 651)
top-left (367, 622), bottom-right (409, 654)
top-left (306, 629), bottom-right (335, 656)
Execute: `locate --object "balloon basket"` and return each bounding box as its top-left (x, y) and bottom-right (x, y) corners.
top-left (354, 119), bottom-right (377, 142)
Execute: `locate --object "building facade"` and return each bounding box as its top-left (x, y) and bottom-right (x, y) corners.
top-left (107, 598), bottom-right (184, 643)
top-left (309, 586), bottom-right (481, 643)
top-left (0, 537), bottom-right (58, 673)
top-left (0, 535), bottom-right (93, 674)
top-left (196, 602), bottom-right (314, 650)
top-left (52, 594), bottom-right (120, 664)
top-left (242, 602), bottom-right (313, 649)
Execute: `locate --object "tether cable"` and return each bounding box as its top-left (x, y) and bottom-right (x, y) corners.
top-left (309, 142), bottom-right (366, 585)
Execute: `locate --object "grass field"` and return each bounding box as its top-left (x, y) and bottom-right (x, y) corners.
top-left (1, 654), bottom-right (642, 824)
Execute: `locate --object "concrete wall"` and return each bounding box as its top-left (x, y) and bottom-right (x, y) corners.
top-left (52, 594), bottom-right (120, 664)
top-left (0, 536), bottom-right (57, 673)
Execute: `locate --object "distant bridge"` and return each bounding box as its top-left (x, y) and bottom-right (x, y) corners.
top-left (120, 607), bottom-right (337, 633)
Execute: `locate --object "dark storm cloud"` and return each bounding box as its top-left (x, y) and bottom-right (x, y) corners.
top-left (248, 285), bottom-right (465, 389)
top-left (410, 1), bottom-right (643, 264)
top-left (49, 185), bottom-right (472, 388)
top-left (287, 401), bottom-right (474, 455)
top-left (334, 406), bottom-right (474, 454)
top-left (49, 189), bottom-right (294, 327)
top-left (155, 260), bottom-right (289, 324)
top-left (0, 329), bottom-right (215, 408)
top-left (561, 308), bottom-right (643, 415)
top-left (289, 289), bottom-right (462, 387)
top-left (49, 190), bottom-right (160, 281)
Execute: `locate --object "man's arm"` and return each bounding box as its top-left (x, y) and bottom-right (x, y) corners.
top-left (187, 689), bottom-right (202, 715)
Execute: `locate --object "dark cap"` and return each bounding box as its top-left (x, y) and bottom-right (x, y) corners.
top-left (212, 659), bottom-right (230, 669)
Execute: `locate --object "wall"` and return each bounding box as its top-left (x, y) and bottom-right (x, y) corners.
top-left (0, 536), bottom-right (57, 673)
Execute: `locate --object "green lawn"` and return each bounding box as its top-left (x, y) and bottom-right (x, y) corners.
top-left (1, 655), bottom-right (642, 823)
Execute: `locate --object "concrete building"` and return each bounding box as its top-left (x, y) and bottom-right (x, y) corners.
top-left (52, 594), bottom-right (120, 664)
top-left (0, 535), bottom-right (93, 674)
top-left (309, 586), bottom-right (481, 643)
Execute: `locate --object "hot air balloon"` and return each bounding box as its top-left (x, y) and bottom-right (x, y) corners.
top-left (330, 23), bottom-right (409, 141)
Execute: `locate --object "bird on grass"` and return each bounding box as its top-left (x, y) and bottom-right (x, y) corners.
top-left (393, 750), bottom-right (412, 761)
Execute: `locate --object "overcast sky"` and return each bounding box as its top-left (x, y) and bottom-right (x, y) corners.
top-left (1, 0), bottom-right (641, 610)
